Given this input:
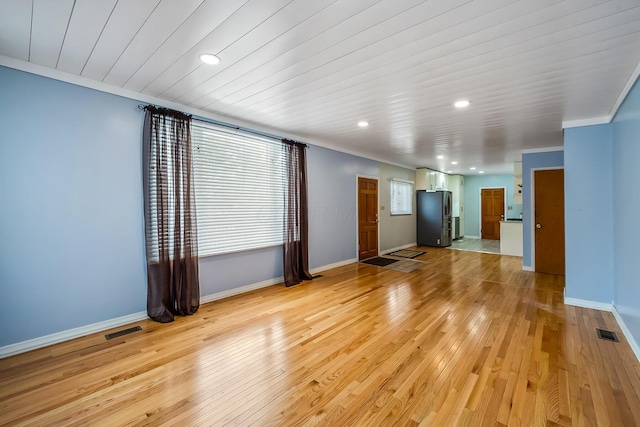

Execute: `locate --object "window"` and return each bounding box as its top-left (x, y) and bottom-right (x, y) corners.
top-left (390, 179), bottom-right (413, 215)
top-left (191, 120), bottom-right (286, 256)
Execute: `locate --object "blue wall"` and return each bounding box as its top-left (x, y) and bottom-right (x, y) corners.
top-left (308, 147), bottom-right (378, 266)
top-left (521, 151), bottom-right (564, 268)
top-left (462, 174), bottom-right (522, 237)
top-left (0, 67), bottom-right (147, 346)
top-left (563, 77), bottom-right (640, 349)
top-left (611, 79), bottom-right (640, 346)
top-left (0, 66), bottom-right (384, 347)
top-left (564, 125), bottom-right (613, 303)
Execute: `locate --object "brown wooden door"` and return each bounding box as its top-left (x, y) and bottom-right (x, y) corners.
top-left (358, 177), bottom-right (378, 260)
top-left (481, 188), bottom-right (504, 240)
top-left (535, 169), bottom-right (565, 275)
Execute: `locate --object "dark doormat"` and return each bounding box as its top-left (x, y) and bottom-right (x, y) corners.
top-left (388, 249), bottom-right (425, 259)
top-left (361, 257), bottom-right (399, 266)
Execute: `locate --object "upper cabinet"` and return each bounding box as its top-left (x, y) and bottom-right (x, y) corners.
top-left (514, 161), bottom-right (523, 204)
top-left (435, 171), bottom-right (448, 190)
top-left (416, 168), bottom-right (448, 191)
top-left (415, 168), bottom-right (430, 190)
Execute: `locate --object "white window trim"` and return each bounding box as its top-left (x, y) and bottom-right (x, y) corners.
top-left (390, 178), bottom-right (414, 216)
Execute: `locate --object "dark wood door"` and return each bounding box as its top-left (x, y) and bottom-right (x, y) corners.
top-left (358, 177), bottom-right (378, 260)
top-left (535, 169), bottom-right (565, 275)
top-left (481, 188), bottom-right (504, 240)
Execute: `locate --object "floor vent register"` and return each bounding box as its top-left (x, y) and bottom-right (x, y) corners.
top-left (105, 326), bottom-right (142, 340)
top-left (596, 328), bottom-right (619, 343)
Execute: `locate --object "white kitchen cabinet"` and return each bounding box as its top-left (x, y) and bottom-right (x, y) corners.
top-left (416, 169), bottom-right (450, 191)
top-left (415, 168), bottom-right (430, 190)
top-left (416, 168), bottom-right (440, 190)
top-left (500, 221), bottom-right (523, 256)
top-left (435, 171), bottom-right (448, 190)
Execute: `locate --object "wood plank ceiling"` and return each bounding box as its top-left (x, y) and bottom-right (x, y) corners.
top-left (1, 0), bottom-right (639, 173)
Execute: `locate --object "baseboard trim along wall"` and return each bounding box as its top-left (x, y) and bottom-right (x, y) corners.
top-left (564, 292), bottom-right (640, 363)
top-left (463, 235), bottom-right (480, 239)
top-left (0, 311), bottom-right (148, 359)
top-left (199, 277), bottom-right (283, 305)
top-left (200, 258), bottom-right (358, 306)
top-left (380, 242), bottom-right (418, 255)
top-left (612, 306), bottom-right (640, 364)
top-left (0, 258), bottom-right (359, 359)
top-left (311, 258), bottom-right (358, 274)
top-left (564, 296), bottom-right (613, 312)
top-left (522, 266), bottom-right (534, 272)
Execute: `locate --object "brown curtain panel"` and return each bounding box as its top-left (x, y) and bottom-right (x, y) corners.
top-left (142, 106), bottom-right (200, 322)
top-left (282, 139), bottom-right (313, 287)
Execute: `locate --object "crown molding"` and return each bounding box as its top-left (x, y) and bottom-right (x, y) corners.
top-left (562, 59), bottom-right (640, 129)
top-left (610, 60), bottom-right (640, 122)
top-left (520, 146), bottom-right (564, 155)
top-left (561, 116), bottom-right (610, 129)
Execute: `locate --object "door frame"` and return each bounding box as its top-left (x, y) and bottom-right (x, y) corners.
top-left (355, 174), bottom-right (380, 260)
top-left (530, 166), bottom-right (564, 270)
top-left (477, 186), bottom-right (507, 239)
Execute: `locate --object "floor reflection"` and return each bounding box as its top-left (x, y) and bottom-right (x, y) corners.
top-left (448, 238), bottom-right (500, 254)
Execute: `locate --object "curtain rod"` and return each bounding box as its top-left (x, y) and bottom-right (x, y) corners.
top-left (138, 104), bottom-right (308, 148)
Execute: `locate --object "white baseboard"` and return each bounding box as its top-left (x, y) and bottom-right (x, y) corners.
top-left (380, 242), bottom-right (418, 255)
top-left (522, 266), bottom-right (534, 272)
top-left (0, 311), bottom-right (148, 359)
top-left (310, 258), bottom-right (357, 274)
top-left (564, 295), bottom-right (613, 312)
top-left (0, 258), bottom-right (359, 359)
top-left (562, 293), bottom-right (640, 363)
top-left (199, 277), bottom-right (284, 305)
top-left (464, 235), bottom-right (480, 239)
top-left (200, 258), bottom-right (359, 305)
top-left (612, 306), bottom-right (640, 363)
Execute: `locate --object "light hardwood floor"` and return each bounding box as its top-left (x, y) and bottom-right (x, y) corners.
top-left (1, 247), bottom-right (639, 426)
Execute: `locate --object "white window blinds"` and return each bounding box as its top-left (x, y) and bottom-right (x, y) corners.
top-left (390, 179), bottom-right (413, 215)
top-left (191, 120), bottom-right (285, 256)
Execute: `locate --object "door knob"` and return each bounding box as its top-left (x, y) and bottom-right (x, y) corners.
top-left (536, 223), bottom-right (542, 229)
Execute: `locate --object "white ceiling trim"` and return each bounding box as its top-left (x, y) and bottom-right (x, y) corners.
top-left (562, 59), bottom-right (640, 129)
top-left (561, 116), bottom-right (610, 129)
top-left (520, 146), bottom-right (564, 154)
top-left (0, 54), bottom-right (417, 172)
top-left (609, 59), bottom-right (640, 121)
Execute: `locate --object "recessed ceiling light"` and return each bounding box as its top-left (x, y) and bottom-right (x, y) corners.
top-left (451, 161), bottom-right (458, 165)
top-left (470, 167), bottom-right (476, 170)
top-left (454, 100), bottom-right (470, 108)
top-left (437, 155), bottom-right (444, 159)
top-left (199, 53), bottom-right (221, 65)
top-left (479, 170), bottom-right (485, 174)
top-left (358, 121), bottom-right (369, 127)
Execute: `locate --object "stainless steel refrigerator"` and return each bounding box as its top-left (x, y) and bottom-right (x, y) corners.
top-left (417, 190), bottom-right (452, 247)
